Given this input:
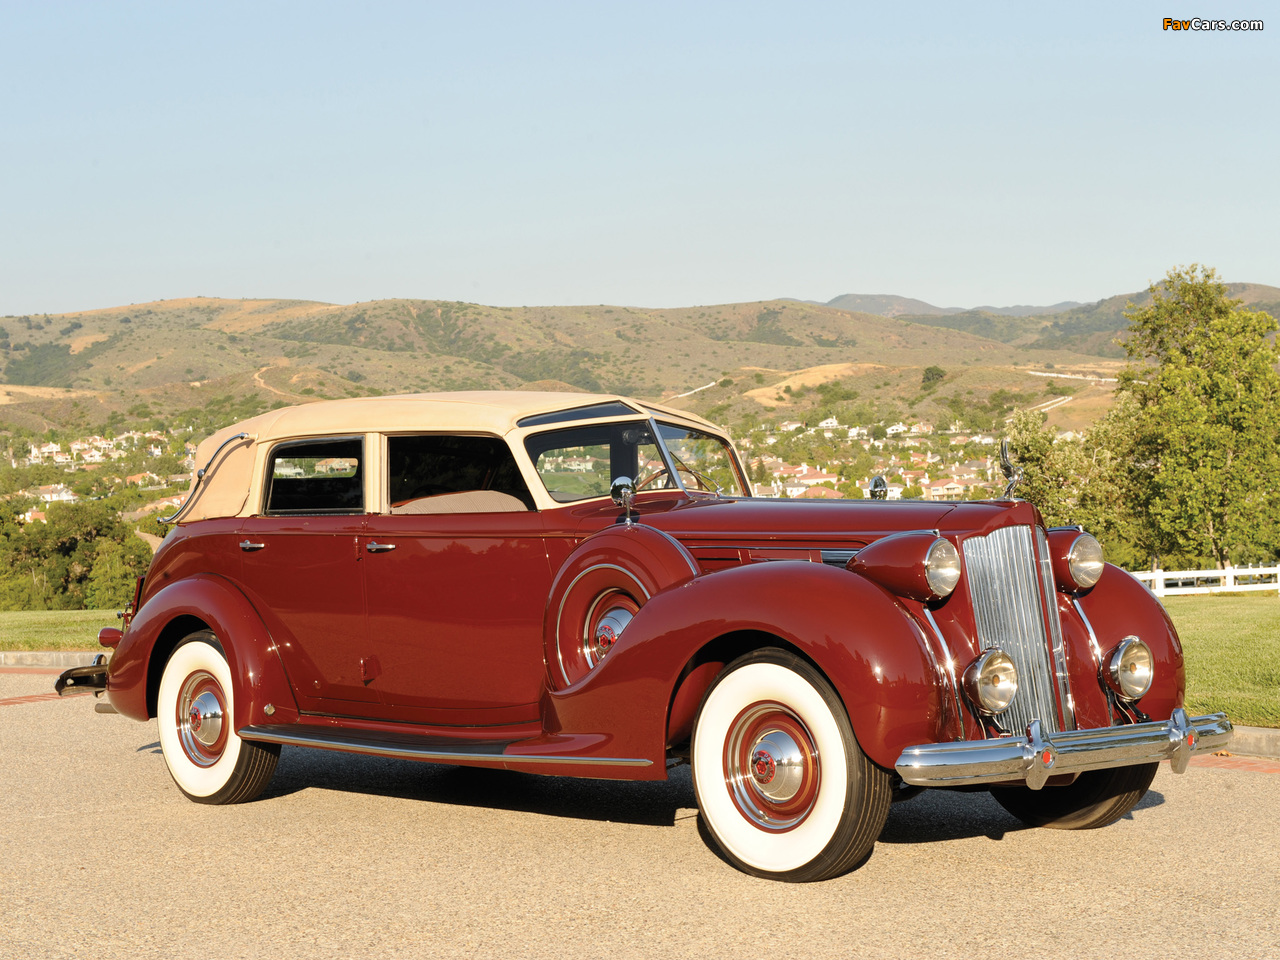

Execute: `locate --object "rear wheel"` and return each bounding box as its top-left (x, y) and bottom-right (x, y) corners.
top-left (156, 631), bottom-right (279, 804)
top-left (692, 648), bottom-right (891, 882)
top-left (991, 762), bottom-right (1158, 829)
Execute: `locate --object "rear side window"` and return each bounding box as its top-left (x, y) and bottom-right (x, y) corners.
top-left (264, 437), bottom-right (364, 515)
top-left (387, 435), bottom-right (534, 511)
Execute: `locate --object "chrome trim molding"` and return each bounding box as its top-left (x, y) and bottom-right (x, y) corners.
top-left (895, 709), bottom-right (1232, 790)
top-left (922, 608), bottom-right (967, 741)
top-left (820, 548), bottom-right (858, 568)
top-left (1072, 598), bottom-right (1119, 723)
top-left (239, 725), bottom-right (653, 767)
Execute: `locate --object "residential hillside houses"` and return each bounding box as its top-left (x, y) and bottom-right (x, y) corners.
top-left (749, 416), bottom-right (999, 501)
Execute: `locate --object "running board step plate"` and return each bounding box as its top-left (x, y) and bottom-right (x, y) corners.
top-left (239, 724), bottom-right (651, 767)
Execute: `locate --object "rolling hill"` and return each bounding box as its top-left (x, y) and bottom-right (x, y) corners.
top-left (0, 279), bottom-right (1272, 441)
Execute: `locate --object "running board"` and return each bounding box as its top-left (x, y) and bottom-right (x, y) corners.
top-left (239, 724), bottom-right (653, 768)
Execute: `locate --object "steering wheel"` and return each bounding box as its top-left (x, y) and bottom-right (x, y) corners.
top-left (636, 469), bottom-right (670, 491)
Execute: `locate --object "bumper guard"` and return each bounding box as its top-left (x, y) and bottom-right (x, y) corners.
top-left (895, 709), bottom-right (1233, 790)
top-left (55, 655), bottom-right (109, 697)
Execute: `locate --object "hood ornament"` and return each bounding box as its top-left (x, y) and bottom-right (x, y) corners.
top-left (999, 439), bottom-right (1023, 500)
top-left (869, 476), bottom-right (888, 500)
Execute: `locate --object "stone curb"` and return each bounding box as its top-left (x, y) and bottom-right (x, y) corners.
top-left (3, 650), bottom-right (1277, 759)
top-left (1227, 725), bottom-right (1280, 761)
top-left (0, 651), bottom-right (104, 667)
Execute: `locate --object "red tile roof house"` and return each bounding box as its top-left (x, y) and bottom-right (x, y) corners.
top-left (797, 485), bottom-right (845, 500)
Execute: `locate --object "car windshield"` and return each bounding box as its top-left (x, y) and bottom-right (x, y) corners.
top-left (655, 423), bottom-right (746, 496)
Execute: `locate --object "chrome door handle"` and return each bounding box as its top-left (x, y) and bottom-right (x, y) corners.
top-left (366, 541), bottom-right (396, 553)
top-left (239, 540), bottom-right (266, 551)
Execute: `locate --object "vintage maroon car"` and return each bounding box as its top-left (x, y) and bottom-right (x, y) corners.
top-left (58, 391), bottom-right (1232, 881)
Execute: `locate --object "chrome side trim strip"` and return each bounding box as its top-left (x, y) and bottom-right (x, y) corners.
top-left (239, 725), bottom-right (654, 767)
top-left (895, 710), bottom-right (1232, 790)
top-left (1073, 597), bottom-right (1119, 723)
top-left (820, 548), bottom-right (858, 568)
top-left (922, 607), bottom-right (967, 741)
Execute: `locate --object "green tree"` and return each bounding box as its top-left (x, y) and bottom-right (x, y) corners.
top-left (1119, 265), bottom-right (1280, 567)
top-left (921, 366), bottom-right (946, 389)
top-left (1007, 401), bottom-right (1146, 569)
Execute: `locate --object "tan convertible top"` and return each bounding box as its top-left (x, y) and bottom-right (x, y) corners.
top-left (181, 391), bottom-right (722, 522)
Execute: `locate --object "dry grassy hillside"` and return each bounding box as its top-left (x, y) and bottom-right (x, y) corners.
top-left (0, 292), bottom-right (1175, 438)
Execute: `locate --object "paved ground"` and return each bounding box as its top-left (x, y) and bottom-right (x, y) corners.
top-left (2, 672), bottom-right (1278, 960)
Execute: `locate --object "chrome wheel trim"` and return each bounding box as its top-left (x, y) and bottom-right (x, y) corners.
top-left (724, 702), bottom-right (821, 832)
top-left (581, 592), bottom-right (638, 667)
top-left (176, 670), bottom-right (229, 768)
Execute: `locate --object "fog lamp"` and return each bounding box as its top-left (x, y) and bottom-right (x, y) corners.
top-left (1105, 636), bottom-right (1153, 701)
top-left (962, 649), bottom-right (1019, 715)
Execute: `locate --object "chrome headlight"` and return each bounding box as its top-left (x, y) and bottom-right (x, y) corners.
top-left (924, 538), bottom-right (962, 598)
top-left (962, 649), bottom-right (1018, 715)
top-left (1067, 533), bottom-right (1105, 589)
top-left (1105, 636), bottom-right (1153, 701)
top-left (848, 532), bottom-right (962, 602)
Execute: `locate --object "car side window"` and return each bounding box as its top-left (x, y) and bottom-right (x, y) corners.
top-left (524, 422), bottom-right (672, 503)
top-left (264, 437), bottom-right (364, 515)
top-left (386, 435), bottom-right (533, 513)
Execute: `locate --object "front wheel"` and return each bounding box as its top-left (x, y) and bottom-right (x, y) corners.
top-left (156, 632), bottom-right (280, 804)
top-left (692, 648), bottom-right (891, 882)
top-left (991, 762), bottom-right (1158, 830)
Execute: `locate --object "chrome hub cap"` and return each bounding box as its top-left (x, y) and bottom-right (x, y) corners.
top-left (582, 593), bottom-right (638, 668)
top-left (748, 729), bottom-right (804, 803)
top-left (724, 703), bottom-right (820, 831)
top-left (188, 691), bottom-right (224, 747)
top-left (176, 670), bottom-right (228, 767)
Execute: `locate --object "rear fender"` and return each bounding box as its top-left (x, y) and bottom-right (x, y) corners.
top-left (106, 574), bottom-right (299, 728)
top-left (543, 561), bottom-right (943, 770)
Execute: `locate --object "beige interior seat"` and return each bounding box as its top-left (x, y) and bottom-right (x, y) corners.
top-left (389, 490), bottom-right (528, 515)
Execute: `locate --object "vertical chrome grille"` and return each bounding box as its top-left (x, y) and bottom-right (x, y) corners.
top-left (963, 525), bottom-right (1074, 734)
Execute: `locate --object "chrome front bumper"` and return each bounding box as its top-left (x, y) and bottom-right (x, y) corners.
top-left (895, 709), bottom-right (1233, 790)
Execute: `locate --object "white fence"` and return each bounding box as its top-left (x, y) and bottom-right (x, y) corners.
top-left (1130, 564), bottom-right (1280, 597)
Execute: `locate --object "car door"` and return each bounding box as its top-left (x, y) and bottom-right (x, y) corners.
top-left (238, 435), bottom-right (379, 713)
top-left (361, 434), bottom-right (553, 725)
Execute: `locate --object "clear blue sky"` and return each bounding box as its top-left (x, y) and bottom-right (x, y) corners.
top-left (2, 1), bottom-right (1275, 315)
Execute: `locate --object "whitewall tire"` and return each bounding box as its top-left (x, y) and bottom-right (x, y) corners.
top-left (692, 648), bottom-right (891, 882)
top-left (156, 632), bottom-right (279, 804)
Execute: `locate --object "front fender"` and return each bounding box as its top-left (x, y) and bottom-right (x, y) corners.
top-left (1076, 563), bottom-right (1186, 720)
top-left (543, 561), bottom-right (942, 771)
top-left (107, 574), bottom-right (300, 728)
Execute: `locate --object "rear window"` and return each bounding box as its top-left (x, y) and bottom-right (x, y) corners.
top-left (264, 437), bottom-right (364, 515)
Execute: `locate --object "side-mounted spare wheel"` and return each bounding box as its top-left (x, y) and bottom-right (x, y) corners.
top-left (692, 648), bottom-right (892, 882)
top-left (544, 524), bottom-right (698, 687)
top-left (156, 631), bottom-right (280, 804)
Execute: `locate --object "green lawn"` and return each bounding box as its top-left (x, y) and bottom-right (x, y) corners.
top-left (1166, 594), bottom-right (1280, 728)
top-left (0, 610), bottom-right (117, 651)
top-left (1, 594), bottom-right (1276, 727)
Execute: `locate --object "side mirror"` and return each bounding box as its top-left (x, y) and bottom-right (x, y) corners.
top-left (611, 476), bottom-right (636, 524)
